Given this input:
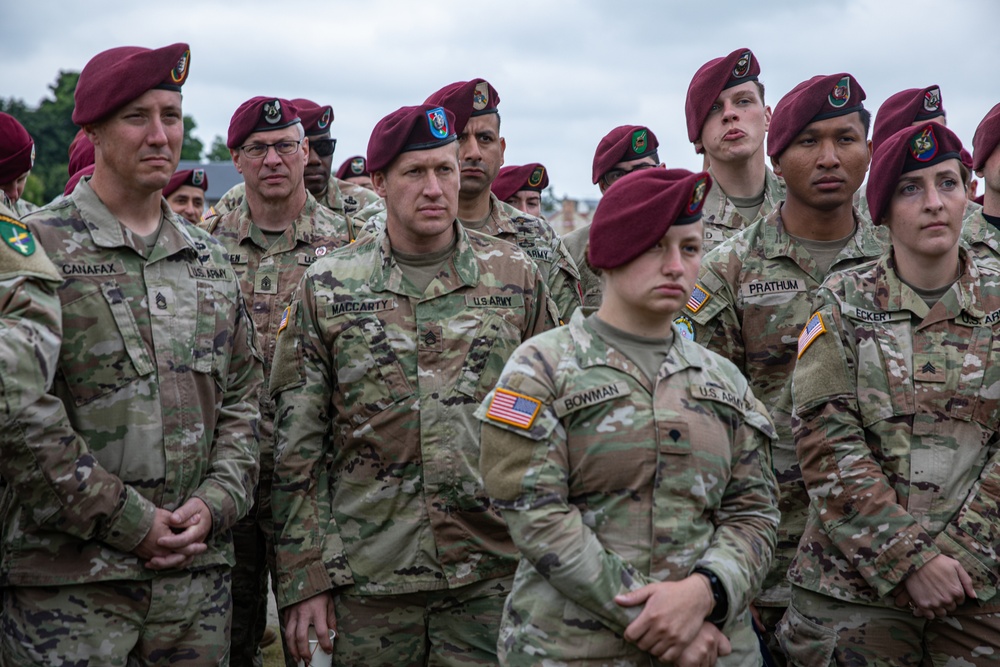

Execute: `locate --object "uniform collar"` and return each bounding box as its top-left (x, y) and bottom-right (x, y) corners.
top-left (762, 204), bottom-right (885, 271)
top-left (235, 191), bottom-right (321, 252)
top-left (873, 247), bottom-right (983, 325)
top-left (369, 220), bottom-right (480, 296)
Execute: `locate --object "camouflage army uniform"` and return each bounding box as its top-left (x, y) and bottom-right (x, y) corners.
top-left (205, 193), bottom-right (355, 667)
top-left (1, 179), bottom-right (263, 665)
top-left (561, 222), bottom-right (600, 313)
top-left (476, 310), bottom-right (780, 666)
top-left (269, 222), bottom-right (553, 665)
top-left (679, 206), bottom-right (886, 623)
top-left (962, 208), bottom-right (1000, 269)
top-left (781, 248), bottom-right (1000, 665)
top-left (700, 166), bottom-right (785, 253)
top-left (13, 198), bottom-right (38, 218)
top-left (355, 193), bottom-right (583, 323)
top-left (213, 176), bottom-right (379, 224)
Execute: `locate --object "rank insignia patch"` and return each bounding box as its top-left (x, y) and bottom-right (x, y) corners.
top-left (0, 215), bottom-right (35, 256)
top-left (486, 388), bottom-right (542, 429)
top-left (171, 49), bottom-right (190, 84)
top-left (733, 51), bottom-right (752, 78)
top-left (426, 107), bottom-right (449, 139)
top-left (687, 284), bottom-right (710, 313)
top-left (909, 126), bottom-right (937, 162)
top-left (797, 312), bottom-right (827, 358)
top-left (828, 76), bottom-right (851, 108)
top-left (528, 166), bottom-right (545, 188)
top-left (632, 129), bottom-right (648, 154)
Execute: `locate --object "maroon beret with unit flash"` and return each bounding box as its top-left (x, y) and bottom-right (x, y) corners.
top-left (871, 86), bottom-right (945, 153)
top-left (73, 43), bottom-right (190, 125)
top-left (588, 168), bottom-right (712, 270)
top-left (492, 163), bottom-right (549, 202)
top-left (67, 129), bottom-right (95, 177)
top-left (0, 113), bottom-right (34, 184)
top-left (336, 156), bottom-right (369, 180)
top-left (973, 102), bottom-right (1000, 172)
top-left (367, 105), bottom-right (457, 173)
top-left (592, 125), bottom-right (659, 184)
top-left (866, 123), bottom-right (964, 225)
top-left (767, 73), bottom-right (866, 158)
top-left (290, 98), bottom-right (334, 137)
top-left (424, 78), bottom-right (500, 135)
top-left (685, 47), bottom-right (760, 144)
top-left (227, 97), bottom-right (301, 150)
top-left (163, 168), bottom-right (208, 198)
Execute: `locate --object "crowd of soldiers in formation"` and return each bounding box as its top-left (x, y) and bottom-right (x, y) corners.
top-left (1, 40), bottom-right (1000, 667)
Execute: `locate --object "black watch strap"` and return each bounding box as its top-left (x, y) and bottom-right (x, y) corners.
top-left (694, 567), bottom-right (729, 628)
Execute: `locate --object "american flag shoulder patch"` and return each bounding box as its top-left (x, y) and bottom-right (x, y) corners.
top-left (797, 312), bottom-right (827, 359)
top-left (486, 388), bottom-right (542, 430)
top-left (687, 284), bottom-right (710, 313)
top-left (277, 305), bottom-right (291, 335)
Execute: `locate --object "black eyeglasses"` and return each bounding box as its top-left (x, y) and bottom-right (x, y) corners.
top-left (310, 138), bottom-right (337, 157)
top-left (240, 140), bottom-right (302, 159)
top-left (602, 162), bottom-right (656, 187)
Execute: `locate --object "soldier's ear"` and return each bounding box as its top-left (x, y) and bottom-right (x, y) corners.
top-left (372, 170), bottom-right (388, 199)
top-left (770, 155), bottom-right (782, 177)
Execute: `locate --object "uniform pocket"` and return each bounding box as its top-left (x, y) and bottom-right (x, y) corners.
top-left (455, 311), bottom-right (521, 402)
top-left (776, 603), bottom-right (837, 667)
top-left (60, 281), bottom-right (153, 405)
top-left (332, 317), bottom-right (413, 425)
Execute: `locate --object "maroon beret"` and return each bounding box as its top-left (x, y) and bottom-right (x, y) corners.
top-left (685, 48), bottom-right (760, 144)
top-left (865, 123), bottom-right (964, 225)
top-left (0, 113), bottom-right (34, 184)
top-left (973, 102), bottom-right (1000, 172)
top-left (290, 98), bottom-right (334, 136)
top-left (163, 168), bottom-right (209, 198)
top-left (335, 156), bottom-right (369, 180)
top-left (424, 78), bottom-right (500, 135)
top-left (64, 164), bottom-right (95, 196)
top-left (227, 97), bottom-right (301, 149)
top-left (67, 129), bottom-right (96, 177)
top-left (871, 86), bottom-right (945, 154)
top-left (589, 169), bottom-right (712, 270)
top-left (492, 164), bottom-right (549, 202)
top-left (73, 43), bottom-right (190, 125)
top-left (592, 125), bottom-right (659, 184)
top-left (367, 105), bottom-right (457, 173)
top-left (767, 73), bottom-right (866, 158)
top-left (960, 147), bottom-right (974, 171)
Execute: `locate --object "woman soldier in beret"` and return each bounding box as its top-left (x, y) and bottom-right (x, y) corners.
top-left (477, 168), bottom-right (780, 666)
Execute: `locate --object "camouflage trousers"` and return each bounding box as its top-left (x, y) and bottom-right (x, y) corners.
top-left (777, 585), bottom-right (1000, 666)
top-left (0, 566), bottom-right (231, 666)
top-left (328, 575), bottom-right (512, 666)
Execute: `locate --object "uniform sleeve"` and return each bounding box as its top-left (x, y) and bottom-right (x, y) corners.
top-left (192, 294), bottom-right (263, 535)
top-left (477, 351), bottom-right (653, 634)
top-left (546, 235), bottom-right (584, 324)
top-left (695, 388), bottom-right (781, 629)
top-left (685, 254), bottom-right (745, 368)
top-left (935, 435), bottom-right (1000, 601)
top-left (792, 296), bottom-right (941, 597)
top-left (0, 275), bottom-right (162, 553)
top-left (270, 283), bottom-right (354, 609)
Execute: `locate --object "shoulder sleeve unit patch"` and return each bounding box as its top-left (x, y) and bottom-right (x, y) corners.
top-left (797, 312), bottom-right (827, 359)
top-left (486, 388), bottom-right (542, 429)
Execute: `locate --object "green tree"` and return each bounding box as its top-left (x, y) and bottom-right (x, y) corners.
top-left (182, 116), bottom-right (204, 161)
top-left (206, 135), bottom-right (231, 162)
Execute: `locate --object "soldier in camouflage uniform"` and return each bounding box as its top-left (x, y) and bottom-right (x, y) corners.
top-left (335, 154), bottom-right (374, 191)
top-left (677, 73), bottom-right (886, 661)
top-left (479, 168), bottom-right (779, 667)
top-left (164, 168), bottom-right (208, 225)
top-left (964, 103), bottom-right (1000, 268)
top-left (425, 78), bottom-right (582, 323)
top-left (684, 48), bottom-right (785, 253)
top-left (212, 98), bottom-right (379, 224)
top-left (269, 104), bottom-right (554, 666)
top-left (0, 112), bottom-right (38, 217)
top-left (1, 43), bottom-right (263, 666)
top-left (207, 96), bottom-right (358, 667)
top-left (781, 123), bottom-right (1000, 666)
top-left (491, 163), bottom-right (548, 219)
top-left (563, 124), bottom-right (663, 314)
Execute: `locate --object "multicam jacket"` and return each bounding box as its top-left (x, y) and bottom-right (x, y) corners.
top-left (268, 222), bottom-right (553, 609)
top-left (681, 205), bottom-right (886, 607)
top-left (477, 311), bottom-right (780, 666)
top-left (700, 165), bottom-right (785, 254)
top-left (2, 180), bottom-right (263, 586)
top-left (791, 248), bottom-right (1000, 604)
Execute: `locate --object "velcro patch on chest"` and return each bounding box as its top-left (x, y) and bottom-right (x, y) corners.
top-left (465, 294), bottom-right (525, 308)
top-left (188, 264), bottom-right (231, 280)
top-left (325, 298), bottom-right (397, 318)
top-left (553, 381), bottom-right (631, 417)
top-left (689, 384), bottom-right (751, 414)
top-left (739, 279), bottom-right (805, 298)
top-left (846, 306), bottom-right (906, 324)
top-left (228, 253), bottom-right (248, 265)
top-left (59, 261), bottom-right (125, 276)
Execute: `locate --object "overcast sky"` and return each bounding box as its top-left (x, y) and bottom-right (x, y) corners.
top-left (5, 0), bottom-right (999, 201)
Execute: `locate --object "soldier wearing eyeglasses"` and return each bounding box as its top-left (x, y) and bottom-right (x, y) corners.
top-left (562, 124), bottom-right (664, 313)
top-left (203, 96), bottom-right (359, 667)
